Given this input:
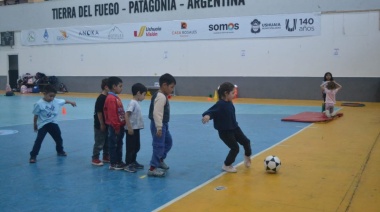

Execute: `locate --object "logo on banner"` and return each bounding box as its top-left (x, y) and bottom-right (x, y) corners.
top-left (172, 22), bottom-right (197, 37)
top-left (108, 26), bottom-right (124, 40)
top-left (209, 23), bottom-right (239, 34)
top-left (43, 30), bottom-right (49, 41)
top-left (285, 19), bottom-right (297, 32)
top-left (251, 19), bottom-right (260, 33)
top-left (57, 30), bottom-right (69, 41)
top-left (79, 30), bottom-right (100, 37)
top-left (134, 26), bottom-right (161, 37)
top-left (27, 31), bottom-right (36, 42)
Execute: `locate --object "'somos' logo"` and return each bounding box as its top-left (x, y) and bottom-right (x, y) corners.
top-left (285, 19), bottom-right (297, 32)
top-left (79, 30), bottom-right (99, 37)
top-left (209, 23), bottom-right (239, 33)
top-left (28, 31), bottom-right (36, 42)
top-left (251, 19), bottom-right (260, 33)
top-left (108, 26), bottom-right (123, 40)
top-left (134, 26), bottom-right (161, 37)
top-left (57, 30), bottom-right (69, 41)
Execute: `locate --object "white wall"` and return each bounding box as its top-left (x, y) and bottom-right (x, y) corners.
top-left (0, 11), bottom-right (379, 78)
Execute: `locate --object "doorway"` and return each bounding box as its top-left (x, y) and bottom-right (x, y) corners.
top-left (8, 55), bottom-right (18, 90)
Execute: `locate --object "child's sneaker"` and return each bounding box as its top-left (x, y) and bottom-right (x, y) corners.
top-left (147, 168), bottom-right (166, 177)
top-left (222, 165), bottom-right (237, 173)
top-left (109, 163), bottom-right (124, 170)
top-left (159, 161), bottom-right (169, 170)
top-left (57, 151), bottom-right (67, 156)
top-left (124, 164), bottom-right (137, 173)
top-left (29, 157), bottom-right (36, 163)
top-left (133, 161), bottom-right (144, 169)
top-left (323, 110), bottom-right (331, 118)
top-left (244, 156), bottom-right (251, 168)
top-left (331, 111), bottom-right (337, 117)
top-left (102, 155), bottom-right (110, 163)
top-left (92, 158), bottom-right (104, 166)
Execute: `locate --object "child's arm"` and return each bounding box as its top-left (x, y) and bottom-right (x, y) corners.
top-left (124, 111), bottom-right (134, 135)
top-left (335, 82), bottom-right (342, 89)
top-left (202, 103), bottom-right (218, 124)
top-left (153, 94), bottom-right (166, 137)
top-left (320, 81), bottom-right (328, 91)
top-left (65, 100), bottom-right (77, 107)
top-left (97, 112), bottom-right (106, 132)
top-left (33, 115), bottom-right (38, 132)
top-left (202, 115), bottom-right (210, 124)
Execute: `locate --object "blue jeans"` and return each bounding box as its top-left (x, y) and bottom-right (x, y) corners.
top-left (108, 126), bottom-right (124, 164)
top-left (30, 123), bottom-right (64, 157)
top-left (150, 121), bottom-right (172, 168)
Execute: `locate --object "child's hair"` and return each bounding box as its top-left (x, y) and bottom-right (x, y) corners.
top-left (159, 73), bottom-right (176, 86)
top-left (107, 77), bottom-right (122, 90)
top-left (131, 83), bottom-right (148, 95)
top-left (101, 78), bottom-right (108, 90)
top-left (218, 82), bottom-right (235, 100)
top-left (323, 72), bottom-right (334, 81)
top-left (44, 84), bottom-right (57, 94)
top-left (326, 81), bottom-right (337, 90)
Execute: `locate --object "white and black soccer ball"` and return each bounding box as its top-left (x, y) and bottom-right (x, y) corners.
top-left (264, 155), bottom-right (281, 173)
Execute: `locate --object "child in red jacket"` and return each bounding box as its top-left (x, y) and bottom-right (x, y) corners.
top-left (103, 77), bottom-right (126, 170)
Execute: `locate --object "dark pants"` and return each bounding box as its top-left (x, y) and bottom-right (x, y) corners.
top-left (92, 127), bottom-right (109, 159)
top-left (108, 126), bottom-right (124, 164)
top-left (125, 129), bottom-right (141, 165)
top-left (30, 123), bottom-right (64, 157)
top-left (218, 127), bottom-right (252, 166)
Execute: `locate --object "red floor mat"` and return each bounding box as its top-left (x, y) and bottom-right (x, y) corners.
top-left (281, 112), bottom-right (343, 122)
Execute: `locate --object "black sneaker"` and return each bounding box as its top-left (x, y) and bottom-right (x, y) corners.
top-left (133, 161), bottom-right (144, 169)
top-left (57, 152), bottom-right (67, 156)
top-left (29, 157), bottom-right (36, 163)
top-left (124, 164), bottom-right (137, 173)
top-left (109, 163), bottom-right (124, 170)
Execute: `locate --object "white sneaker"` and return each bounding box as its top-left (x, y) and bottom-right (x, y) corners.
top-left (331, 111), bottom-right (337, 117)
top-left (324, 110), bottom-right (331, 118)
top-left (244, 156), bottom-right (251, 168)
top-left (222, 165), bottom-right (237, 173)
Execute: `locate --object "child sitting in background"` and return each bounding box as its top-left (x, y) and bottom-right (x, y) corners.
top-left (320, 81), bottom-right (342, 118)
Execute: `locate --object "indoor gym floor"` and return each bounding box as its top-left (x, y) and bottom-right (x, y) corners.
top-left (0, 92), bottom-right (379, 212)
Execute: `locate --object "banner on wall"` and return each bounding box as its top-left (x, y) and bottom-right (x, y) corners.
top-left (21, 12), bottom-right (321, 46)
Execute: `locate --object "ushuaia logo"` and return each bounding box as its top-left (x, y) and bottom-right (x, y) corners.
top-left (286, 19), bottom-right (297, 32)
top-left (108, 26), bottom-right (124, 40)
top-left (134, 26), bottom-right (161, 37)
top-left (251, 19), bottom-right (260, 33)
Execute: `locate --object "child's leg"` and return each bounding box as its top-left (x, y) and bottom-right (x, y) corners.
top-left (46, 123), bottom-right (64, 154)
top-left (116, 127), bottom-right (124, 164)
top-left (108, 126), bottom-right (118, 164)
top-left (149, 121), bottom-right (165, 168)
top-left (93, 127), bottom-right (107, 159)
top-left (218, 130), bottom-right (239, 166)
top-left (125, 131), bottom-right (136, 165)
top-left (234, 127), bottom-right (252, 157)
top-left (162, 123), bottom-right (172, 161)
top-left (102, 129), bottom-right (109, 158)
top-left (30, 125), bottom-right (49, 157)
top-left (133, 129), bottom-right (141, 163)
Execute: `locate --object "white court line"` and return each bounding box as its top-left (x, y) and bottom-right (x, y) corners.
top-left (152, 123), bottom-right (315, 212)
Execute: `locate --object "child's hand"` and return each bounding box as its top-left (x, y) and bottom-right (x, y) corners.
top-left (156, 129), bottom-right (162, 137)
top-left (128, 128), bottom-right (134, 135)
top-left (202, 115), bottom-right (210, 124)
top-left (100, 124), bottom-right (106, 132)
top-left (70, 102), bottom-right (77, 107)
top-left (34, 124), bottom-right (38, 132)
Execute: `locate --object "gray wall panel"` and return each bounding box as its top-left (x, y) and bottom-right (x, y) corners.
top-left (57, 76), bottom-right (380, 102)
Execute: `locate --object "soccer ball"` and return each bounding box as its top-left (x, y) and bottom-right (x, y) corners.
top-left (264, 155), bottom-right (281, 173)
